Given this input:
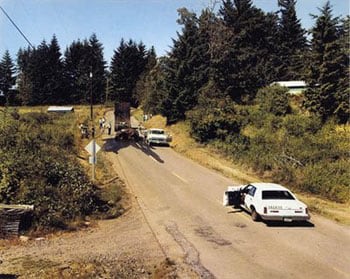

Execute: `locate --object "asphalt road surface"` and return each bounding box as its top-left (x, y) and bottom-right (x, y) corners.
top-left (105, 112), bottom-right (350, 279)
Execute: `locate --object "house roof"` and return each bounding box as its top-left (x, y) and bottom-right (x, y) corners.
top-left (47, 106), bottom-right (74, 112)
top-left (270, 81), bottom-right (307, 88)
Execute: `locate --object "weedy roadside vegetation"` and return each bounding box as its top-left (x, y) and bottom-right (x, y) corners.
top-left (0, 106), bottom-right (123, 233)
top-left (141, 90), bottom-right (350, 224)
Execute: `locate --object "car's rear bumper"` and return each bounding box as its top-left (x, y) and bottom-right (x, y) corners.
top-left (260, 214), bottom-right (310, 222)
top-left (148, 139), bottom-right (169, 145)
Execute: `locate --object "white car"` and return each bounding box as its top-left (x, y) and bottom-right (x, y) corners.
top-left (223, 183), bottom-right (310, 222)
top-left (145, 128), bottom-right (172, 146)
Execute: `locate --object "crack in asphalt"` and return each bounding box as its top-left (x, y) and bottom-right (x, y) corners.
top-left (165, 221), bottom-right (215, 279)
top-left (194, 225), bottom-right (232, 247)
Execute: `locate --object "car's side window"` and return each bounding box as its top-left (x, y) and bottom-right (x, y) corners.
top-left (247, 186), bottom-right (256, 197)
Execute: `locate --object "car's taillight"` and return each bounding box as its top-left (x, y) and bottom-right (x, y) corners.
top-left (305, 208), bottom-right (308, 214)
top-left (264, 207), bottom-right (267, 214)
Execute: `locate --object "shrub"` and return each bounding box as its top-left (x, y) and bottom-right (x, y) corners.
top-left (0, 111), bottom-right (111, 230)
top-left (283, 114), bottom-right (322, 137)
top-left (255, 85), bottom-right (291, 116)
top-left (187, 101), bottom-right (242, 143)
top-left (301, 160), bottom-right (350, 203)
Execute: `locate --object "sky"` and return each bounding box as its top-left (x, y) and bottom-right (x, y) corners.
top-left (0, 0), bottom-right (349, 65)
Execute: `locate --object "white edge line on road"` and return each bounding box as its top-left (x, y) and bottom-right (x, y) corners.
top-left (172, 172), bottom-right (189, 184)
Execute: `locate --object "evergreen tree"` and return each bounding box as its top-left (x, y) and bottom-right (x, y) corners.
top-left (29, 40), bottom-right (50, 104)
top-left (134, 46), bottom-right (157, 107)
top-left (216, 0), bottom-right (277, 103)
top-left (161, 8), bottom-right (198, 123)
top-left (304, 1), bottom-right (345, 122)
top-left (334, 16), bottom-right (350, 123)
top-left (17, 47), bottom-right (33, 105)
top-left (63, 34), bottom-right (106, 105)
top-left (18, 36), bottom-right (64, 105)
top-left (64, 40), bottom-right (91, 104)
top-left (0, 50), bottom-right (16, 105)
top-left (161, 8), bottom-right (211, 123)
top-left (110, 39), bottom-right (148, 106)
top-left (277, 0), bottom-right (307, 80)
top-left (142, 57), bottom-right (167, 115)
top-left (46, 35), bottom-right (64, 104)
top-left (89, 34), bottom-right (107, 104)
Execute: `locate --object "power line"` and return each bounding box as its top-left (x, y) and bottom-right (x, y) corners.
top-left (0, 5), bottom-right (34, 49)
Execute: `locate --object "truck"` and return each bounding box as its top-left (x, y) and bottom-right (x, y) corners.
top-left (114, 102), bottom-right (139, 141)
top-left (114, 102), bottom-right (131, 132)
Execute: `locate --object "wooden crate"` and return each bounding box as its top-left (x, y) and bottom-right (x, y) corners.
top-left (0, 204), bottom-right (34, 237)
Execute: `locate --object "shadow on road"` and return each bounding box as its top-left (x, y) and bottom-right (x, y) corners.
top-left (101, 137), bottom-right (165, 163)
top-left (264, 220), bottom-right (315, 228)
top-left (227, 206), bottom-right (315, 228)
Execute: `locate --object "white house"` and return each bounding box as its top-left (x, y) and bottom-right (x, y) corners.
top-left (47, 106), bottom-right (74, 113)
top-left (270, 81), bottom-right (307, 95)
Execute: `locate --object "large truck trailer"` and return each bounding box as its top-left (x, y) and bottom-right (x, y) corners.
top-left (114, 102), bottom-right (141, 141)
top-left (114, 102), bottom-right (131, 132)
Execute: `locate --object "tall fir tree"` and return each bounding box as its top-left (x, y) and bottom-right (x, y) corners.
top-left (142, 56), bottom-right (168, 115)
top-left (89, 34), bottom-right (107, 104)
top-left (304, 1), bottom-right (346, 122)
top-left (134, 46), bottom-right (157, 107)
top-left (17, 47), bottom-right (33, 105)
top-left (216, 0), bottom-right (277, 103)
top-left (0, 50), bottom-right (16, 105)
top-left (334, 16), bottom-right (350, 123)
top-left (161, 8), bottom-right (211, 123)
top-left (63, 34), bottom-right (106, 104)
top-left (64, 39), bottom-right (91, 104)
top-left (277, 0), bottom-right (307, 80)
top-left (46, 35), bottom-right (64, 104)
top-left (29, 40), bottom-right (50, 105)
top-left (110, 39), bottom-right (148, 106)
top-left (18, 36), bottom-right (64, 105)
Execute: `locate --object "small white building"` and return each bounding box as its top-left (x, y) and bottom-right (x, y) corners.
top-left (270, 81), bottom-right (307, 95)
top-left (47, 106), bottom-right (74, 113)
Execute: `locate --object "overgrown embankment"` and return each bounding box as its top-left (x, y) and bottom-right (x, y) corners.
top-left (0, 107), bottom-right (122, 232)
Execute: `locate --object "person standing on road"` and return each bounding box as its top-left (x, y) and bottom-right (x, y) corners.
top-left (107, 122), bottom-right (112, 135)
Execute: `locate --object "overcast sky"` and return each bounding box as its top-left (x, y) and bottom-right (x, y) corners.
top-left (0, 0), bottom-right (349, 64)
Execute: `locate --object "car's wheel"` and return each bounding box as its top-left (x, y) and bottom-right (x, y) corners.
top-left (251, 207), bottom-right (260, 222)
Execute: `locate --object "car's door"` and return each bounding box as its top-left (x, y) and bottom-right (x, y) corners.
top-left (223, 190), bottom-right (241, 207)
top-left (244, 185), bottom-right (257, 212)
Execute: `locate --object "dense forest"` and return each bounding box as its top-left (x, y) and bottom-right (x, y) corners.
top-left (0, 0), bottom-right (349, 203)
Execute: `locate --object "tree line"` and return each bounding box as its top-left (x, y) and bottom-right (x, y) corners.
top-left (0, 0), bottom-right (348, 124)
top-left (0, 34), bottom-right (154, 107)
top-left (139, 0), bottom-right (348, 125)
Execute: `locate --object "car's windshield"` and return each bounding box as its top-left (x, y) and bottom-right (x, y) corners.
top-left (151, 130), bottom-right (164, 135)
top-left (262, 190), bottom-right (295, 200)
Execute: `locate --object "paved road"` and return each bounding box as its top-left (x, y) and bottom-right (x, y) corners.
top-left (104, 112), bottom-right (350, 279)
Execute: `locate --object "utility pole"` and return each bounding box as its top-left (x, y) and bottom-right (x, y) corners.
top-left (90, 70), bottom-right (96, 181)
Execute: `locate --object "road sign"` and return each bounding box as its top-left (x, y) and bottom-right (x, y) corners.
top-left (85, 140), bottom-right (101, 155)
top-left (89, 156), bottom-right (97, 164)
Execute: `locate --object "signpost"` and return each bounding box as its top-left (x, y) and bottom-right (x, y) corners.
top-left (85, 140), bottom-right (101, 181)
